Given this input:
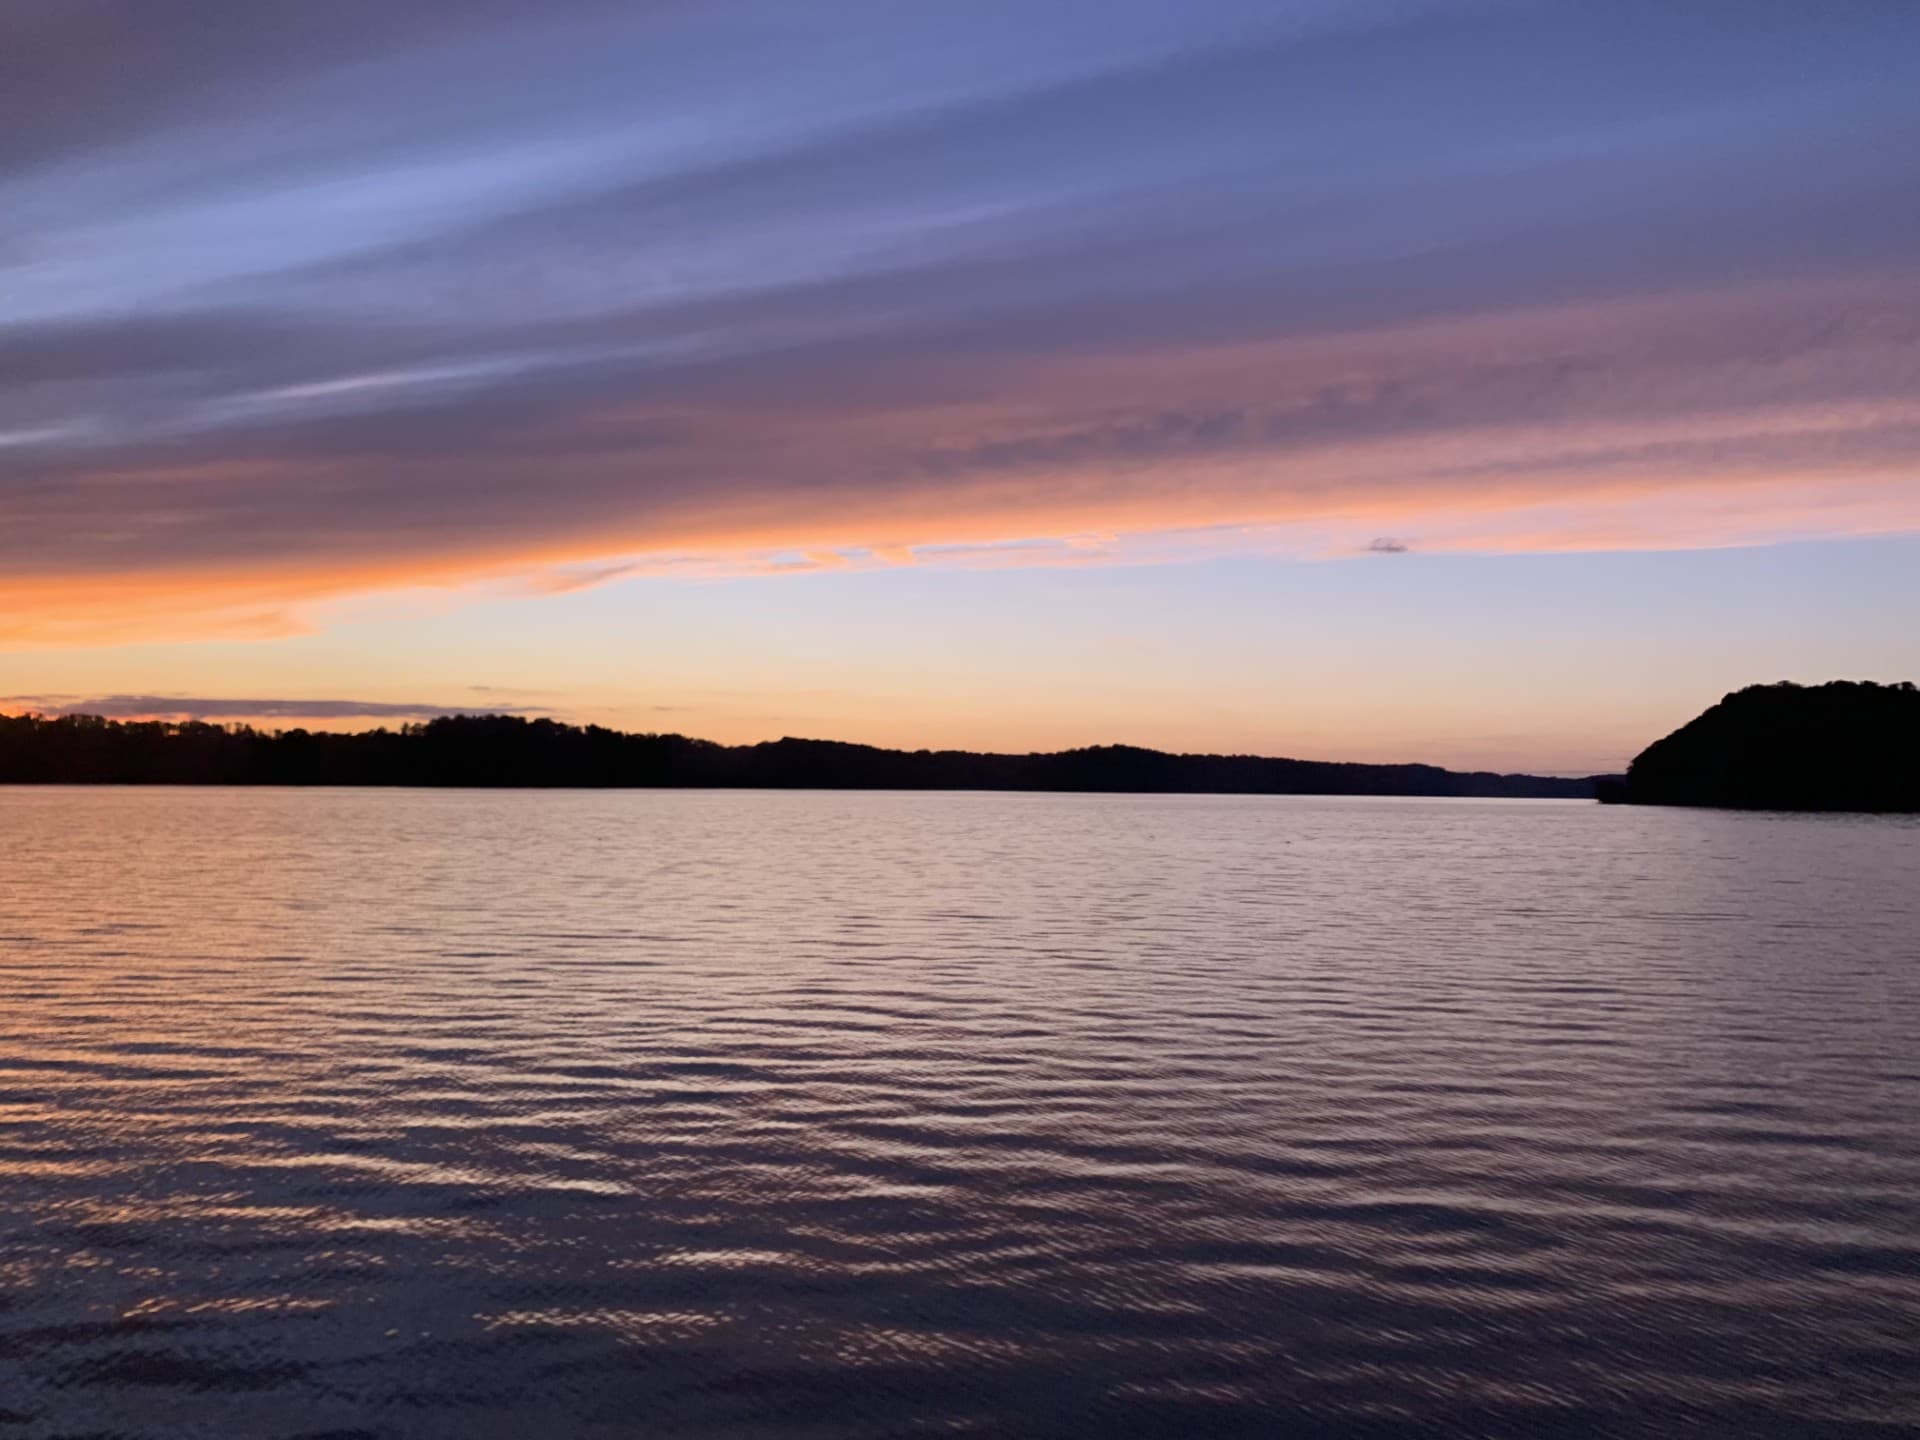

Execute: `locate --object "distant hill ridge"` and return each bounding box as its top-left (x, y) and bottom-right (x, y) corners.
top-left (1605, 680), bottom-right (1920, 812)
top-left (0, 712), bottom-right (1601, 797)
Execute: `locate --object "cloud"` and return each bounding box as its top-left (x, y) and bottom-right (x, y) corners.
top-left (1366, 538), bottom-right (1412, 554)
top-left (3, 1), bottom-right (1919, 644)
top-left (8, 695), bottom-right (536, 722)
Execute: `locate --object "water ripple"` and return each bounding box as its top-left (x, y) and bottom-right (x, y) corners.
top-left (0, 788), bottom-right (1916, 1437)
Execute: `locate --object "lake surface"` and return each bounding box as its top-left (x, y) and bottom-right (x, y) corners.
top-left (1, 789), bottom-right (1916, 1438)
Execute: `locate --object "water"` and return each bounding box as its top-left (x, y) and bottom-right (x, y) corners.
top-left (1, 788), bottom-right (1916, 1439)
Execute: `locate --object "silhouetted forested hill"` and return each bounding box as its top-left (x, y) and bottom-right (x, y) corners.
top-left (0, 712), bottom-right (1601, 797)
top-left (1608, 681), bottom-right (1920, 811)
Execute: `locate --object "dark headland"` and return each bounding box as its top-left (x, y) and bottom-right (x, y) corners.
top-left (1600, 680), bottom-right (1920, 812)
top-left (0, 712), bottom-right (1604, 797)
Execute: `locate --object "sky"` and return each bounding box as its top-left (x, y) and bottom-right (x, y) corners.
top-left (3, 0), bottom-right (1918, 773)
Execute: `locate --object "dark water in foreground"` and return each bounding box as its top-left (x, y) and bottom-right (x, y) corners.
top-left (1, 790), bottom-right (1917, 1439)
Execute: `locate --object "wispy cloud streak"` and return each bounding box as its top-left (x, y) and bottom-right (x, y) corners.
top-left (3, 1), bottom-right (1918, 643)
top-left (6, 696), bottom-right (533, 722)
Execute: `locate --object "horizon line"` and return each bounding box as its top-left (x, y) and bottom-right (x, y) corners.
top-left (0, 706), bottom-right (1623, 782)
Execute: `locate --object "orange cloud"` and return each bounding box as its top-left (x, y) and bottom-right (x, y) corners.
top-left (4, 276), bottom-right (1917, 648)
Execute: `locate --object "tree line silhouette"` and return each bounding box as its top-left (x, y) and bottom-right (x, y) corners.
top-left (0, 712), bottom-right (1602, 797)
top-left (1602, 680), bottom-right (1919, 812)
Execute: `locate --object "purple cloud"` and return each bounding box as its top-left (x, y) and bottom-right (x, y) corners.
top-left (10, 696), bottom-right (537, 722)
top-left (2, 0), bottom-right (1918, 630)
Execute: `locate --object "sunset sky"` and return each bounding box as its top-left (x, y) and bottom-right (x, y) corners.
top-left (5, 0), bottom-right (1918, 773)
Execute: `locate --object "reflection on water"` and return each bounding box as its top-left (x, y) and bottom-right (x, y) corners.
top-left (0, 788), bottom-right (1916, 1437)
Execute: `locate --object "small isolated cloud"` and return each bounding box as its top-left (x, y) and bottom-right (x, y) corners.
top-left (8, 695), bottom-right (538, 721)
top-left (1365, 537), bottom-right (1412, 554)
top-left (525, 561), bottom-right (644, 596)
